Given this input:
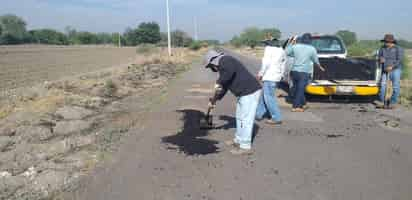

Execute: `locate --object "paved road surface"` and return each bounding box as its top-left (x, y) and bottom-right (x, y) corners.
top-left (69, 49), bottom-right (412, 200)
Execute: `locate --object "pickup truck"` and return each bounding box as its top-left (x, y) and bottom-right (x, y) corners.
top-left (284, 35), bottom-right (381, 96)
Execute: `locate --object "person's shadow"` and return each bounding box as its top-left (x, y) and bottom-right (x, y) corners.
top-left (161, 109), bottom-right (220, 156)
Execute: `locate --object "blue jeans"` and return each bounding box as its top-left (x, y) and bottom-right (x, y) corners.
top-left (256, 81), bottom-right (282, 121)
top-left (290, 71), bottom-right (310, 108)
top-left (379, 68), bottom-right (401, 104)
top-left (234, 89), bottom-right (261, 150)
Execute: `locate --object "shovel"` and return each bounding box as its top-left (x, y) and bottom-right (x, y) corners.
top-left (200, 106), bottom-right (214, 130)
top-left (384, 72), bottom-right (393, 109)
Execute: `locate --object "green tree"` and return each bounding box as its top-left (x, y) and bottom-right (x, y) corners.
top-left (123, 27), bottom-right (137, 46)
top-left (96, 32), bottom-right (113, 44)
top-left (398, 39), bottom-right (412, 49)
top-left (336, 30), bottom-right (357, 46)
top-left (28, 29), bottom-right (69, 45)
top-left (111, 32), bottom-right (124, 46)
top-left (122, 22), bottom-right (161, 46)
top-left (171, 30), bottom-right (193, 47)
top-left (0, 14), bottom-right (28, 44)
top-left (262, 28), bottom-right (281, 40)
top-left (74, 31), bottom-right (98, 44)
top-left (135, 22), bottom-right (161, 44)
top-left (230, 35), bottom-right (243, 48)
top-left (65, 26), bottom-right (77, 44)
top-left (239, 27), bottom-right (264, 48)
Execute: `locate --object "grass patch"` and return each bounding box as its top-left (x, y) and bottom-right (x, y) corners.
top-left (402, 56), bottom-right (410, 79)
top-left (400, 84), bottom-right (412, 107)
top-left (103, 79), bottom-right (118, 97)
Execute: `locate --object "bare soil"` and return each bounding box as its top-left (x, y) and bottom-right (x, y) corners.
top-left (0, 45), bottom-right (136, 92)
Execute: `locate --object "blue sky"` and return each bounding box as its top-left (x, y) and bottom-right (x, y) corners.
top-left (1, 0), bottom-right (411, 41)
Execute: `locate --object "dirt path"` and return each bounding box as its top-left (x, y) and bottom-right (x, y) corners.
top-left (69, 49), bottom-right (412, 200)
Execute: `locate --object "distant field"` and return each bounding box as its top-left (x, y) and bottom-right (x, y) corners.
top-left (0, 45), bottom-right (137, 91)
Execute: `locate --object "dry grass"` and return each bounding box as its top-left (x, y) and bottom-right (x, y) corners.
top-left (401, 80), bottom-right (412, 107)
top-left (0, 47), bottom-right (205, 120)
top-left (228, 46), bottom-right (264, 59)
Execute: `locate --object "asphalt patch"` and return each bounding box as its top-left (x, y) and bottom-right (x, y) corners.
top-left (375, 114), bottom-right (401, 131)
top-left (162, 109), bottom-right (220, 156)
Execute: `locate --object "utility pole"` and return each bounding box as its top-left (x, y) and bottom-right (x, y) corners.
top-left (194, 16), bottom-right (198, 41)
top-left (166, 0), bottom-right (172, 56)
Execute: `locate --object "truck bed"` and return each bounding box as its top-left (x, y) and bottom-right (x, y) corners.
top-left (314, 57), bottom-right (377, 81)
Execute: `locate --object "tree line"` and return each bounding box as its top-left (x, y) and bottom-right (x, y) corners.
top-left (0, 14), bottom-right (218, 47)
top-left (229, 28), bottom-right (412, 51)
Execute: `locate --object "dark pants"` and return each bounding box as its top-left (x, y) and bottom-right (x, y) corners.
top-left (290, 71), bottom-right (310, 108)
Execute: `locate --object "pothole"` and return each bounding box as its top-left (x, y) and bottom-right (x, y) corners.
top-left (376, 114), bottom-right (401, 131)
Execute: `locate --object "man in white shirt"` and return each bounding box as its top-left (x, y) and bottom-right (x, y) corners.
top-left (255, 38), bottom-right (287, 125)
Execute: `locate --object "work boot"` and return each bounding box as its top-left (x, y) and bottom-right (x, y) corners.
top-left (265, 119), bottom-right (282, 125)
top-left (224, 140), bottom-right (240, 148)
top-left (230, 147), bottom-right (253, 155)
top-left (374, 100), bottom-right (385, 109)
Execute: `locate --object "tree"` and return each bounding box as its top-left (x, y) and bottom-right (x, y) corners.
top-left (122, 22), bottom-right (161, 46)
top-left (74, 31), bottom-right (98, 44)
top-left (96, 32), bottom-right (113, 44)
top-left (65, 26), bottom-right (77, 44)
top-left (111, 32), bottom-right (124, 46)
top-left (262, 28), bottom-right (281, 40)
top-left (239, 27), bottom-right (264, 48)
top-left (28, 29), bottom-right (69, 45)
top-left (123, 28), bottom-right (137, 46)
top-left (135, 22), bottom-right (161, 44)
top-left (171, 30), bottom-right (193, 47)
top-left (230, 35), bottom-right (243, 48)
top-left (0, 14), bottom-right (28, 44)
top-left (336, 30), bottom-right (357, 46)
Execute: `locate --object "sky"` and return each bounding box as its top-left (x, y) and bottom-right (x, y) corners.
top-left (1, 0), bottom-right (412, 41)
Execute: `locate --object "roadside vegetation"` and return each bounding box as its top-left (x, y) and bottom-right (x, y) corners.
top-left (0, 14), bottom-right (219, 48)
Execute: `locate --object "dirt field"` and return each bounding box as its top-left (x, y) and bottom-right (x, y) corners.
top-left (0, 45), bottom-right (137, 92)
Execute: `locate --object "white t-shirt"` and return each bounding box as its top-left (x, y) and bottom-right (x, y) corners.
top-left (258, 46), bottom-right (287, 82)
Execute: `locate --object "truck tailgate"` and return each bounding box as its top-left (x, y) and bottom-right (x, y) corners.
top-left (314, 57), bottom-right (378, 82)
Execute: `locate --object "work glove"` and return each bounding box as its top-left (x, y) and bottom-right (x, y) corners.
top-left (208, 98), bottom-right (216, 110)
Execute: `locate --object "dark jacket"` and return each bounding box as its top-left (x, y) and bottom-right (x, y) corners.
top-left (378, 45), bottom-right (404, 70)
top-left (213, 55), bottom-right (261, 101)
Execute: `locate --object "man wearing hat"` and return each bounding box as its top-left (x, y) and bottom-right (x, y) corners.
top-left (204, 49), bottom-right (261, 155)
top-left (376, 34), bottom-right (404, 109)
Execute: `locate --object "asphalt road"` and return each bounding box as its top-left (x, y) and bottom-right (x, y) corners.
top-left (69, 49), bottom-right (412, 200)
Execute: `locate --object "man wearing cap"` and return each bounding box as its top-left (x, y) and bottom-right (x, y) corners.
top-left (376, 34), bottom-right (404, 109)
top-left (255, 36), bottom-right (286, 125)
top-left (286, 33), bottom-right (325, 112)
top-left (204, 49), bottom-right (262, 155)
